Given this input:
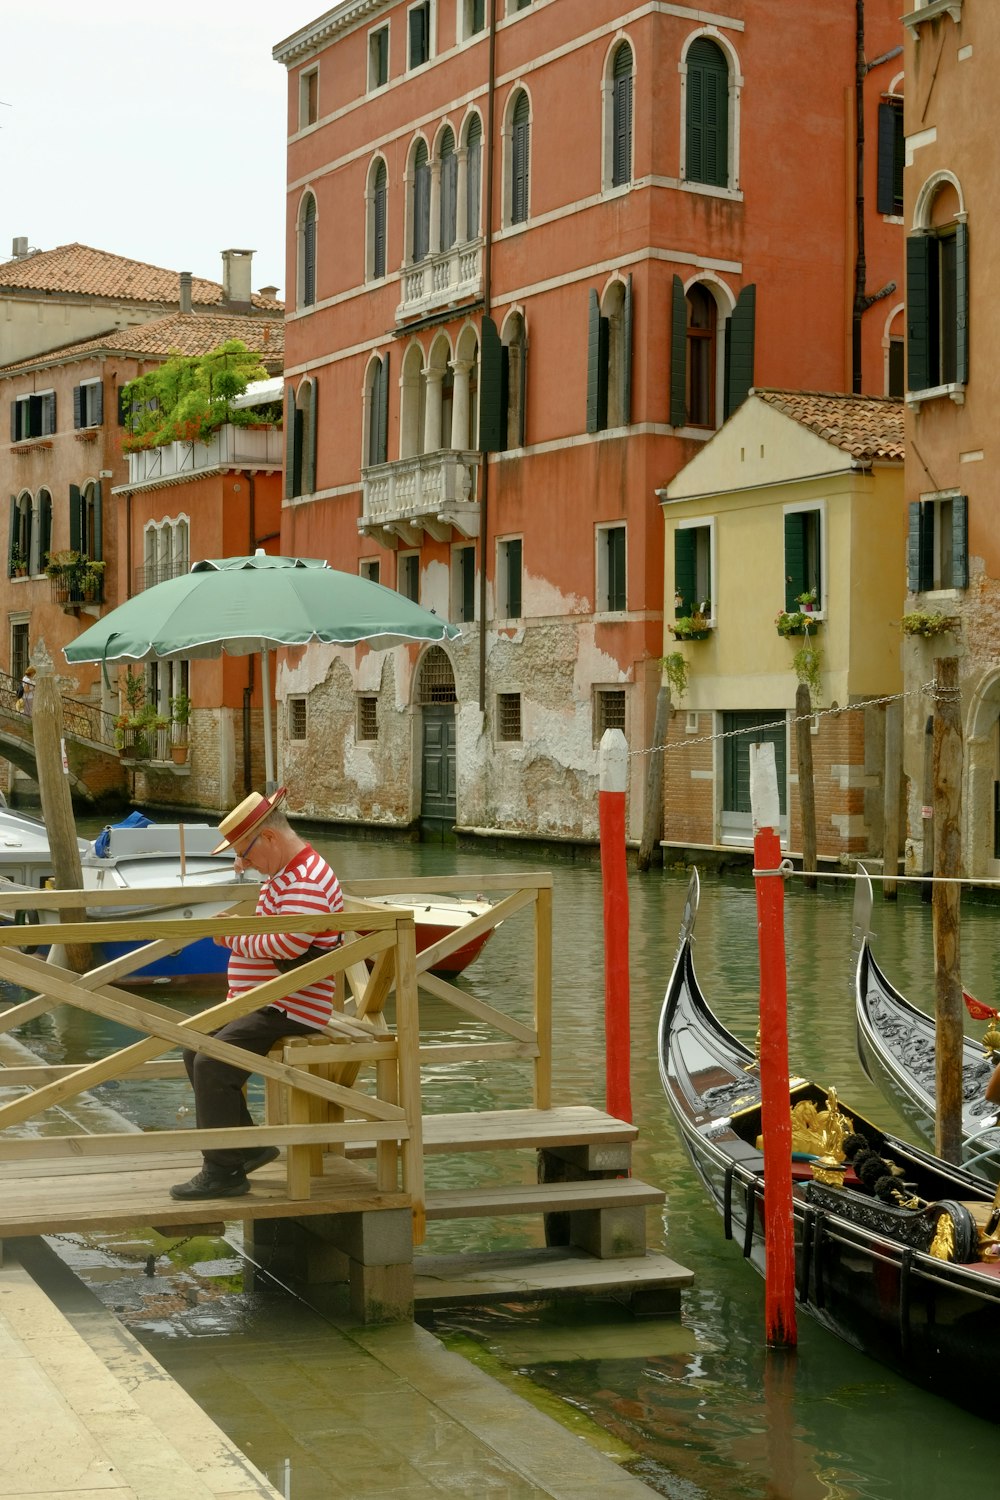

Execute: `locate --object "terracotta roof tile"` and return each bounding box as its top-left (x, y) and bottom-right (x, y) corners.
top-left (0, 243), bottom-right (282, 311)
top-left (0, 312), bottom-right (284, 375)
top-left (752, 389), bottom-right (904, 463)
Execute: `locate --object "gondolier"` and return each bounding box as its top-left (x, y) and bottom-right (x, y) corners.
top-left (170, 786), bottom-right (344, 1201)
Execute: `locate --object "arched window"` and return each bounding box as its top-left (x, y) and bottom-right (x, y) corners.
top-left (611, 43), bottom-right (633, 189)
top-left (400, 343), bottom-right (427, 458)
top-left (299, 192), bottom-right (317, 307)
top-left (501, 312), bottom-right (527, 448)
top-left (464, 114), bottom-right (483, 240)
top-left (452, 324), bottom-right (480, 451)
top-left (365, 354), bottom-right (390, 467)
top-left (586, 278), bottom-right (632, 434)
top-left (412, 140), bottom-right (431, 262)
top-left (509, 91), bottom-right (530, 225)
top-left (907, 175), bottom-right (968, 393)
top-left (439, 128), bottom-right (457, 250)
top-left (685, 38), bottom-right (729, 187)
top-left (427, 334), bottom-right (453, 451)
top-left (417, 645), bottom-right (456, 704)
top-left (33, 488), bottom-right (52, 576)
top-left (8, 491), bottom-right (32, 577)
top-left (685, 283), bottom-right (717, 428)
top-left (286, 378), bottom-right (318, 497)
top-left (668, 276), bottom-right (755, 430)
top-left (369, 159), bottom-right (388, 280)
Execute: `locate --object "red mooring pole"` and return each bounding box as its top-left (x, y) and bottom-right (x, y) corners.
top-left (750, 742), bottom-right (797, 1347)
top-left (599, 728), bottom-right (632, 1123)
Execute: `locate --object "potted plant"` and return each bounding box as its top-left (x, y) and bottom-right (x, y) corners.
top-left (900, 610), bottom-right (960, 639)
top-left (9, 546), bottom-right (27, 579)
top-left (45, 548), bottom-right (84, 603)
top-left (659, 651), bottom-right (690, 702)
top-left (793, 641), bottom-right (823, 705)
top-left (669, 609), bottom-right (712, 642)
top-left (80, 558), bottom-right (106, 603)
top-left (796, 589), bottom-right (818, 613)
top-left (775, 608), bottom-right (821, 637)
top-left (169, 690), bottom-right (191, 764)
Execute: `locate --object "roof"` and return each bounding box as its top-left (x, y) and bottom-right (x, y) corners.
top-left (0, 243), bottom-right (282, 311)
top-left (0, 311), bottom-right (284, 376)
top-left (751, 389), bottom-right (904, 463)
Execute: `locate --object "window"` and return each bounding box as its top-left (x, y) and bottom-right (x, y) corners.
top-left (907, 223), bottom-right (968, 392)
top-left (285, 377), bottom-right (318, 498)
top-left (877, 98), bottom-right (904, 217)
top-left (73, 381), bottom-right (103, 429)
top-left (674, 522), bottom-right (713, 618)
top-left (439, 128), bottom-right (457, 251)
top-left (369, 159), bottom-right (388, 280)
top-left (722, 711), bottom-right (787, 833)
top-left (908, 495), bottom-right (968, 592)
top-left (299, 67), bottom-right (318, 128)
top-left (685, 37), bottom-right (729, 188)
top-left (497, 692), bottom-right (522, 742)
top-left (453, 544), bottom-right (476, 623)
top-left (597, 524), bottom-right (626, 613)
top-left (11, 620), bottom-right (29, 686)
top-left (31, 489), bottom-right (52, 575)
top-left (888, 336), bottom-right (905, 398)
top-left (368, 27), bottom-right (389, 90)
top-left (498, 537), bottom-right (522, 618)
top-left (669, 278), bottom-right (756, 428)
top-left (595, 688), bottom-right (626, 742)
top-left (412, 140), bottom-right (431, 262)
top-left (357, 695), bottom-right (378, 741)
top-left (509, 0), bottom-right (532, 11)
top-left (500, 312), bottom-right (527, 448)
top-left (299, 193), bottom-right (317, 308)
top-left (783, 509), bottom-right (823, 612)
top-left (509, 90), bottom-right (530, 226)
top-left (365, 354), bottom-right (390, 467)
top-left (586, 279), bottom-right (632, 434)
top-left (465, 113), bottom-right (483, 241)
top-left (610, 43), bottom-right (634, 189)
top-left (8, 492), bottom-right (32, 577)
top-left (360, 558), bottom-right (381, 584)
top-left (408, 1), bottom-right (431, 69)
top-left (142, 516), bottom-right (189, 589)
top-left (10, 391), bottom-right (56, 441)
top-left (461, 0), bottom-right (485, 40)
top-left (399, 552), bottom-right (419, 601)
top-left (288, 697), bottom-right (308, 741)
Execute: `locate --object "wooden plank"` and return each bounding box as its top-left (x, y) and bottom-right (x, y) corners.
top-left (342, 872), bottom-right (553, 896)
top-left (426, 1178), bottom-right (664, 1219)
top-left (412, 887), bottom-right (536, 973)
top-left (0, 1060), bottom-right (186, 1084)
top-left (0, 1120), bottom-right (411, 1163)
top-left (395, 914), bottom-right (425, 1244)
top-left (417, 1042), bottom-right (539, 1064)
top-left (348, 1107), bottom-right (637, 1158)
top-left (412, 1246), bottom-right (693, 1309)
top-left (417, 969), bottom-right (537, 1043)
top-left (0, 910), bottom-right (399, 947)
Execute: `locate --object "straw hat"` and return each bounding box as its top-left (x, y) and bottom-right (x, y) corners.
top-left (212, 786), bottom-right (287, 854)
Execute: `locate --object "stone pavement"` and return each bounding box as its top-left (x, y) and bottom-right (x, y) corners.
top-left (7, 1237), bottom-right (659, 1500)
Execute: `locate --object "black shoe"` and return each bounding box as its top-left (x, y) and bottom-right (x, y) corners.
top-left (242, 1145), bottom-right (280, 1174)
top-left (170, 1164), bottom-right (251, 1201)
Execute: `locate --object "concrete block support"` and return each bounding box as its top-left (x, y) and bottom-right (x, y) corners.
top-left (317, 1207), bottom-right (414, 1267)
top-left (569, 1204), bottom-right (647, 1259)
top-left (348, 1259), bottom-right (414, 1323)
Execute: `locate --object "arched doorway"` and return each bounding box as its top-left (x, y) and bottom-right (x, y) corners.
top-left (417, 646), bottom-right (457, 824)
top-left (966, 670), bottom-right (1000, 879)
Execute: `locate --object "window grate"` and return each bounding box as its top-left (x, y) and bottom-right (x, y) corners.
top-left (596, 689), bottom-right (626, 739)
top-left (288, 697), bottom-right (307, 741)
top-left (418, 646), bottom-right (457, 704)
top-left (497, 692), bottom-right (522, 742)
top-left (357, 695), bottom-right (378, 741)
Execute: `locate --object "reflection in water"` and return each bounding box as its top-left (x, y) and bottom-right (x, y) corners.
top-left (7, 823), bottom-right (1000, 1495)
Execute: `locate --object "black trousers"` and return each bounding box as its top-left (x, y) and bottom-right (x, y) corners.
top-left (182, 1006), bottom-right (316, 1168)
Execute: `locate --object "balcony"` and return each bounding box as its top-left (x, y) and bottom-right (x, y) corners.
top-left (126, 423), bottom-right (282, 487)
top-left (134, 559), bottom-right (189, 593)
top-left (360, 451), bottom-right (481, 546)
top-left (396, 239), bottom-right (483, 323)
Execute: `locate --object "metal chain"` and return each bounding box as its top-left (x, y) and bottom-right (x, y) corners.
top-left (46, 1230), bottom-right (197, 1277)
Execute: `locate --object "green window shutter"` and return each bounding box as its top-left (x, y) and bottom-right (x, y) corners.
top-left (877, 103), bottom-right (899, 216)
top-left (516, 338), bottom-right (527, 448)
top-left (478, 314), bottom-right (504, 452)
top-left (674, 528), bottom-right (696, 614)
top-left (93, 380), bottom-right (104, 425)
top-left (302, 197), bottom-right (317, 304)
top-left (413, 142), bottom-right (430, 260)
top-left (725, 284), bottom-right (756, 418)
top-left (9, 404), bottom-right (16, 443)
top-left (622, 273), bottom-right (633, 425)
top-left (955, 221), bottom-right (969, 386)
top-left (511, 94), bottom-right (530, 224)
top-left (686, 39), bottom-right (729, 188)
top-left (118, 385), bottom-right (129, 426)
top-left (69, 484), bottom-right (82, 554)
top-left (670, 275), bottom-right (687, 428)
top-left (612, 45), bottom-right (633, 188)
top-left (93, 481), bottom-right (103, 560)
top-left (72, 385), bottom-right (83, 429)
top-left (784, 513), bottom-right (805, 610)
top-left (39, 492), bottom-right (52, 564)
top-left (906, 234), bottom-right (932, 393)
top-left (377, 354), bottom-right (390, 464)
top-left (373, 162), bottom-right (387, 279)
top-left (302, 380), bottom-right (317, 495)
top-left (7, 496), bottom-right (16, 575)
top-left (586, 290), bottom-right (601, 434)
top-left (907, 501), bottom-right (928, 591)
top-left (284, 386), bottom-right (297, 498)
top-left (952, 494), bottom-right (969, 589)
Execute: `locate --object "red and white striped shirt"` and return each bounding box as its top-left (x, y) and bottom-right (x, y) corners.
top-left (223, 845), bottom-right (344, 1029)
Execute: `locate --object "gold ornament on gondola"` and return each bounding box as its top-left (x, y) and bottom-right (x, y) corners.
top-left (783, 1088), bottom-right (854, 1161)
top-left (982, 1018), bottom-right (1000, 1057)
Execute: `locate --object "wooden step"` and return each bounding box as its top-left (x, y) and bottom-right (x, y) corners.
top-left (348, 1106), bottom-right (637, 1169)
top-left (425, 1177), bottom-right (664, 1220)
top-left (413, 1245), bottom-right (693, 1315)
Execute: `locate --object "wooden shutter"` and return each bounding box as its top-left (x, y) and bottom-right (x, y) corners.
top-left (784, 513), bottom-right (805, 611)
top-left (686, 39), bottom-right (728, 188)
top-left (73, 385), bottom-right (83, 429)
top-left (69, 484), bottom-right (82, 553)
top-left (586, 289), bottom-right (610, 434)
top-left (413, 142), bottom-right (430, 260)
top-left (951, 494), bottom-right (969, 589)
top-left (612, 45), bottom-right (633, 188)
top-left (409, 3), bottom-right (428, 66)
top-left (907, 501), bottom-right (931, 592)
top-left (955, 221), bottom-right (969, 386)
top-left (511, 93), bottom-right (530, 224)
top-left (7, 497), bottom-right (16, 575)
top-left (9, 403), bottom-right (17, 443)
top-left (375, 355), bottom-right (389, 464)
top-left (440, 135), bottom-right (457, 249)
top-left (478, 314), bottom-right (504, 452)
top-left (92, 381), bottom-right (104, 426)
top-left (622, 273), bottom-right (633, 426)
top-left (508, 538), bottom-right (522, 618)
top-left (42, 392), bottom-right (56, 434)
top-left (670, 276), bottom-right (687, 427)
top-left (302, 380), bottom-right (317, 495)
top-left (466, 117), bottom-right (482, 240)
top-left (877, 102), bottom-right (898, 216)
top-left (373, 162), bottom-right (387, 278)
top-left (516, 336), bottom-right (527, 448)
top-left (38, 492), bottom-right (52, 566)
top-left (725, 284), bottom-right (756, 418)
top-left (93, 481), bottom-right (103, 561)
top-left (302, 197), bottom-right (317, 306)
top-left (118, 385), bottom-right (129, 426)
top-left (285, 386), bottom-right (302, 499)
top-left (674, 528), bottom-right (696, 614)
top-left (906, 234), bottom-right (932, 393)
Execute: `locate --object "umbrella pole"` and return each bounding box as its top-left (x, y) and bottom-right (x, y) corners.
top-left (260, 648), bottom-right (276, 791)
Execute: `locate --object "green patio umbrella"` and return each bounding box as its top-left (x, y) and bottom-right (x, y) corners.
top-left (64, 552), bottom-right (461, 787)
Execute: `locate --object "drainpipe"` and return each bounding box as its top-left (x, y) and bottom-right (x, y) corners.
top-left (478, 0), bottom-right (498, 711)
top-left (852, 1), bottom-right (900, 391)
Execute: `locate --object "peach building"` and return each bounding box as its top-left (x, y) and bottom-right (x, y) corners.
top-left (273, 0), bottom-right (904, 841)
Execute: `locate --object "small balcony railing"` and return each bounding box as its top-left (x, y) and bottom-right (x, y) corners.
top-left (396, 239), bottom-right (483, 322)
top-left (126, 423), bottom-right (282, 486)
top-left (134, 559), bottom-right (189, 593)
top-left (360, 451), bottom-right (481, 545)
top-left (49, 572), bottom-right (104, 609)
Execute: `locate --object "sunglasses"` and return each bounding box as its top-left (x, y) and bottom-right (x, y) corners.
top-left (235, 830), bottom-right (263, 861)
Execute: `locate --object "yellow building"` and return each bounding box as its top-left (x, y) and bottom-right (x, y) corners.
top-left (659, 390), bottom-right (904, 857)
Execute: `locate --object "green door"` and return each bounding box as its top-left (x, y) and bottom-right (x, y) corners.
top-left (721, 710), bottom-right (787, 843)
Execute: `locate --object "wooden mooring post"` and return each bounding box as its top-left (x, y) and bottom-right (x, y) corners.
top-left (31, 646), bottom-right (90, 972)
top-left (599, 729), bottom-right (632, 1123)
top-left (794, 684), bottom-right (817, 890)
top-left (882, 697), bottom-right (903, 901)
top-left (637, 685), bottom-right (670, 872)
top-left (932, 655), bottom-right (964, 1165)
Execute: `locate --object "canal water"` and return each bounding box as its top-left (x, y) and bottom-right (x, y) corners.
top-left (8, 822), bottom-right (1000, 1497)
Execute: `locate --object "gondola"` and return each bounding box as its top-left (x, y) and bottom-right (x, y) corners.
top-left (853, 866), bottom-right (1000, 1179)
top-left (658, 869), bottom-right (1000, 1419)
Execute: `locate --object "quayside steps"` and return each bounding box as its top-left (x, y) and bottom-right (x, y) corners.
top-left (0, 873), bottom-right (691, 1321)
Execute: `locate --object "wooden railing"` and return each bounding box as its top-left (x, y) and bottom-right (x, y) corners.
top-left (0, 873), bottom-right (554, 1239)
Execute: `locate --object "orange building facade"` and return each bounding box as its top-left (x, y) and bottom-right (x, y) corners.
top-left (274, 0), bottom-right (904, 841)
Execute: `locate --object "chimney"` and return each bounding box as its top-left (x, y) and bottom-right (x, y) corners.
top-left (179, 271), bottom-right (193, 315)
top-left (259, 285), bottom-right (279, 300)
top-left (11, 236), bottom-right (28, 259)
top-left (221, 248), bottom-right (254, 309)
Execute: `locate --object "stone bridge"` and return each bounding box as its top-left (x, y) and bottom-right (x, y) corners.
top-left (0, 671), bottom-right (128, 804)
